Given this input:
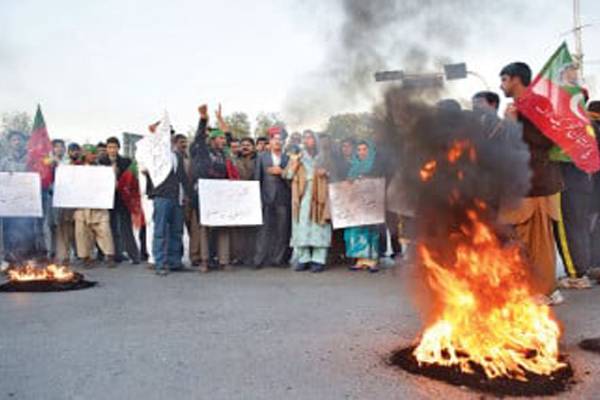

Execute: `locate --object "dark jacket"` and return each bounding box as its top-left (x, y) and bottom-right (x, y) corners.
top-left (146, 152), bottom-right (192, 201)
top-left (190, 117), bottom-right (228, 181)
top-left (254, 151), bottom-right (290, 206)
top-left (519, 115), bottom-right (563, 197)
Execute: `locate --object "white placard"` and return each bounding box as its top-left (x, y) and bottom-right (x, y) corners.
top-left (198, 179), bottom-right (262, 226)
top-left (329, 177), bottom-right (385, 229)
top-left (0, 172), bottom-right (43, 217)
top-left (135, 111), bottom-right (174, 188)
top-left (53, 165), bottom-right (115, 209)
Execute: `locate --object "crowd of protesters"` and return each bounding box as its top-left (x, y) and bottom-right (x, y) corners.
top-left (1, 61), bottom-right (600, 306)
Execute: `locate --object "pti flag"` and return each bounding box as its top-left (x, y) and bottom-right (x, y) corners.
top-left (27, 105), bottom-right (54, 189)
top-left (516, 42), bottom-right (600, 173)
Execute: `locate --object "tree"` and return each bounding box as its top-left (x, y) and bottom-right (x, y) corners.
top-left (323, 112), bottom-right (375, 141)
top-left (1, 111), bottom-right (33, 158)
top-left (2, 111), bottom-right (33, 136)
top-left (253, 112), bottom-right (286, 138)
top-left (224, 112), bottom-right (251, 138)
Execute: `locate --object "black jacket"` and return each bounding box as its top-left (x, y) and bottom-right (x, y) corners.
top-left (145, 152), bottom-right (192, 201)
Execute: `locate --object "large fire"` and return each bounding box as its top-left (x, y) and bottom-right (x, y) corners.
top-left (7, 264), bottom-right (75, 282)
top-left (413, 139), bottom-right (564, 381)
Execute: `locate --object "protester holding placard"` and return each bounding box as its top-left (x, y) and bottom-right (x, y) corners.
top-left (53, 148), bottom-right (78, 264)
top-left (143, 118), bottom-right (193, 276)
top-left (0, 130), bottom-right (43, 264)
top-left (343, 140), bottom-right (382, 273)
top-left (190, 104), bottom-right (239, 271)
top-left (285, 130), bottom-right (332, 273)
top-left (72, 145), bottom-right (116, 268)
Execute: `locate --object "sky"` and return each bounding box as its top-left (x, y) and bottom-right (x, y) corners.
top-left (2, 0), bottom-right (600, 143)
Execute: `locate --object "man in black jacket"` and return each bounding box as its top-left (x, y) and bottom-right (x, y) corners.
top-left (145, 127), bottom-right (193, 275)
top-left (99, 136), bottom-right (140, 264)
top-left (190, 104), bottom-right (235, 271)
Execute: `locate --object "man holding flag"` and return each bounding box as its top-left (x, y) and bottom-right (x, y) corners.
top-left (499, 43), bottom-right (600, 304)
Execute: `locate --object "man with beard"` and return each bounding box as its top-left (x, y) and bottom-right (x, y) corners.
top-left (499, 62), bottom-right (564, 305)
top-left (191, 104), bottom-right (238, 271)
top-left (174, 133), bottom-right (203, 268)
top-left (231, 137), bottom-right (257, 265)
top-left (99, 137), bottom-right (140, 264)
top-left (253, 129), bottom-right (291, 268)
top-left (67, 143), bottom-right (82, 164)
top-left (0, 131), bottom-right (44, 264)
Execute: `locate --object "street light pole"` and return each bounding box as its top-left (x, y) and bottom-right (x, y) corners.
top-left (573, 0), bottom-right (584, 75)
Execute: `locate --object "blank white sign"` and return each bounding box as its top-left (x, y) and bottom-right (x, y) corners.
top-left (53, 165), bottom-right (115, 209)
top-left (329, 177), bottom-right (385, 229)
top-left (0, 172), bottom-right (43, 217)
top-left (198, 179), bottom-right (263, 226)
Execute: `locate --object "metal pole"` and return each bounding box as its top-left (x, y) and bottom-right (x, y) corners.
top-left (573, 0), bottom-right (584, 76)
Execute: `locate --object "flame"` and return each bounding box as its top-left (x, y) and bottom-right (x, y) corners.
top-left (447, 139), bottom-right (478, 164)
top-left (8, 264), bottom-right (75, 282)
top-left (413, 209), bottom-right (564, 380)
top-left (420, 160), bottom-right (437, 182)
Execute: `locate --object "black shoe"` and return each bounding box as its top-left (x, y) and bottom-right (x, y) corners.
top-left (310, 263), bottom-right (325, 273)
top-left (294, 263), bottom-right (310, 271)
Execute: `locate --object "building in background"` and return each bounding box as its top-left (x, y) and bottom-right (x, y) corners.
top-left (122, 132), bottom-right (143, 159)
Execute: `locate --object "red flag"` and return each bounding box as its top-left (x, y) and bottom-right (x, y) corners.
top-left (27, 105), bottom-right (54, 189)
top-left (516, 42), bottom-right (600, 173)
top-left (117, 161), bottom-right (145, 228)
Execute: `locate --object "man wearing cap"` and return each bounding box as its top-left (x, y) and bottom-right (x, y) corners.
top-left (190, 104), bottom-right (238, 271)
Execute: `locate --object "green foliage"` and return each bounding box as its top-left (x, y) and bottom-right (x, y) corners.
top-left (253, 112), bottom-right (285, 138)
top-left (224, 112), bottom-right (251, 138)
top-left (323, 112), bottom-right (376, 141)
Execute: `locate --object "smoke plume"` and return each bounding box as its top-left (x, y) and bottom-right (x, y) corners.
top-left (283, 0), bottom-right (522, 128)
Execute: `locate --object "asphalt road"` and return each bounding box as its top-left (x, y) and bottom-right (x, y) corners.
top-left (1, 262), bottom-right (599, 400)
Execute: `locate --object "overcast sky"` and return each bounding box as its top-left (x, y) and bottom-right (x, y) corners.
top-left (2, 0), bottom-right (600, 143)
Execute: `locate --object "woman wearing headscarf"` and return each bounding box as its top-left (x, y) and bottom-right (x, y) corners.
top-left (343, 139), bottom-right (382, 272)
top-left (284, 130), bottom-right (332, 272)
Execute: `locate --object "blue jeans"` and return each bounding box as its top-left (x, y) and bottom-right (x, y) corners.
top-left (152, 197), bottom-right (184, 270)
